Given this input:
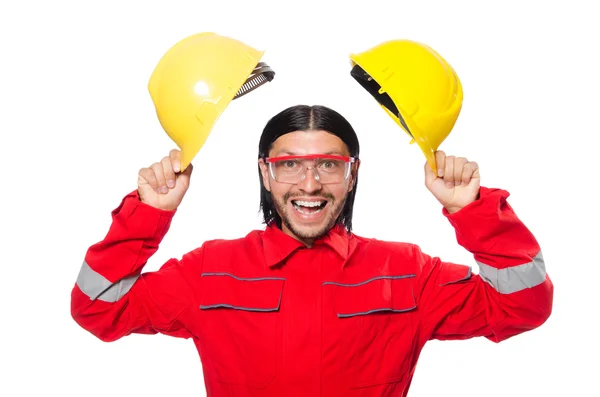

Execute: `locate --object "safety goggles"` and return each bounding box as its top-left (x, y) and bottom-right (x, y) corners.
top-left (265, 154), bottom-right (357, 184)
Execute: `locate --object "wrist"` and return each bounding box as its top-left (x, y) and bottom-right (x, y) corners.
top-left (136, 190), bottom-right (178, 213)
top-left (444, 205), bottom-right (463, 214)
top-left (443, 189), bottom-right (481, 214)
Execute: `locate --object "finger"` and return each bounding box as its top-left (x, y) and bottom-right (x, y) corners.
top-left (444, 155), bottom-right (455, 188)
top-left (462, 161), bottom-right (479, 186)
top-left (161, 156), bottom-right (176, 189)
top-left (454, 157), bottom-right (468, 186)
top-left (435, 151), bottom-right (446, 177)
top-left (169, 149), bottom-right (181, 173)
top-left (424, 160), bottom-right (436, 186)
top-left (150, 162), bottom-right (168, 194)
top-left (139, 167), bottom-right (159, 191)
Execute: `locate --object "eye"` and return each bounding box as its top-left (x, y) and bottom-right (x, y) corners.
top-left (318, 160), bottom-right (339, 170)
top-left (282, 160), bottom-right (299, 169)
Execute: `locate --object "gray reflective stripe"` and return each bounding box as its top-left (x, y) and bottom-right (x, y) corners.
top-left (76, 260), bottom-right (139, 302)
top-left (477, 251), bottom-right (546, 294)
top-left (322, 274), bottom-right (416, 287)
top-left (338, 306), bottom-right (417, 318)
top-left (200, 303), bottom-right (280, 312)
top-left (201, 272), bottom-right (285, 281)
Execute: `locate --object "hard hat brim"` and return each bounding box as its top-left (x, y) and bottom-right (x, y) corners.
top-left (411, 129), bottom-right (438, 176)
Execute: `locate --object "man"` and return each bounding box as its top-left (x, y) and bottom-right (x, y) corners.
top-left (71, 104), bottom-right (553, 396)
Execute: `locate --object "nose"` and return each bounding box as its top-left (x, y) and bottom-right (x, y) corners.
top-left (298, 167), bottom-right (322, 193)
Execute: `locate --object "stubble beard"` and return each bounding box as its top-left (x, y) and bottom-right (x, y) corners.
top-left (273, 191), bottom-right (346, 242)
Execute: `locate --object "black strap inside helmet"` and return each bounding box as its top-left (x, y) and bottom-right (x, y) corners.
top-left (350, 64), bottom-right (412, 137)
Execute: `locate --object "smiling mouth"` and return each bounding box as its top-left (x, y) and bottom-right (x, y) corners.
top-left (291, 200), bottom-right (327, 215)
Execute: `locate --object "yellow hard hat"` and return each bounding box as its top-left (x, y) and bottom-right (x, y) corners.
top-left (149, 32), bottom-right (275, 171)
top-left (349, 39), bottom-right (463, 175)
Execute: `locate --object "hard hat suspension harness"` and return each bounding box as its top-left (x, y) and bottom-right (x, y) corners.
top-left (350, 64), bottom-right (413, 138)
top-left (234, 62), bottom-right (276, 99)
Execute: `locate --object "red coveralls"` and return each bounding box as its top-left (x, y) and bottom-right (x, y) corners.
top-left (71, 186), bottom-right (553, 396)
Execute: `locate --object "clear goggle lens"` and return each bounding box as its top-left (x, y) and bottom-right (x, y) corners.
top-left (266, 155), bottom-right (356, 184)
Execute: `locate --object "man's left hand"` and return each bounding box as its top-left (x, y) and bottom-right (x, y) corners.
top-left (424, 151), bottom-right (480, 214)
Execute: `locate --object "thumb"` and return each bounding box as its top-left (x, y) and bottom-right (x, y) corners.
top-left (181, 162), bottom-right (194, 177)
top-left (424, 161), bottom-right (437, 187)
top-left (175, 163), bottom-right (194, 189)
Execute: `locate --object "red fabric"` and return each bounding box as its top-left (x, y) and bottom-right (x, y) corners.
top-left (71, 187), bottom-right (553, 396)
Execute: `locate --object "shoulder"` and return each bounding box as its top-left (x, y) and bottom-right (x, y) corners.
top-left (202, 229), bottom-right (265, 246)
top-left (200, 229), bottom-right (266, 253)
top-left (349, 232), bottom-right (421, 259)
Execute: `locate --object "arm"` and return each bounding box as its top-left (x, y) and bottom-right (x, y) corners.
top-left (71, 190), bottom-right (202, 342)
top-left (415, 186), bottom-right (553, 342)
top-left (414, 152), bottom-right (553, 342)
top-left (71, 149), bottom-right (199, 342)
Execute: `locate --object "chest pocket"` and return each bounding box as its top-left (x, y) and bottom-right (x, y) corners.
top-left (322, 275), bottom-right (419, 389)
top-left (198, 272), bottom-right (284, 389)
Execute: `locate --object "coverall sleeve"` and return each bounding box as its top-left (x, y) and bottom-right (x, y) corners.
top-left (415, 187), bottom-right (553, 343)
top-left (70, 191), bottom-right (202, 342)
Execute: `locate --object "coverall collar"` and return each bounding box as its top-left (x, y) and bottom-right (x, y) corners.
top-left (262, 222), bottom-right (354, 268)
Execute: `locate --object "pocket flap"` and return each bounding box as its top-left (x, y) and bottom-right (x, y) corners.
top-left (326, 275), bottom-right (417, 318)
top-left (199, 272), bottom-right (285, 312)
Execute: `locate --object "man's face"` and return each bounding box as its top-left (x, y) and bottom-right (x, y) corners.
top-left (259, 130), bottom-right (358, 245)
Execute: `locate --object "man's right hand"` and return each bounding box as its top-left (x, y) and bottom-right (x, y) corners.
top-left (138, 149), bottom-right (193, 211)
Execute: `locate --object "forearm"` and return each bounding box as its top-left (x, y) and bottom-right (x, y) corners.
top-left (445, 186), bottom-right (553, 336)
top-left (445, 187), bottom-right (546, 285)
top-left (71, 190), bottom-right (175, 341)
top-left (419, 186), bottom-right (553, 342)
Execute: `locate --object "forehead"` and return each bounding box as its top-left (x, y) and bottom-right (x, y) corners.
top-left (269, 130), bottom-right (349, 156)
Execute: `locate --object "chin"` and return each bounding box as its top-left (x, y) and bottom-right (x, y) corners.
top-left (283, 213), bottom-right (339, 243)
top-left (290, 224), bottom-right (330, 240)
top-left (274, 192), bottom-right (346, 242)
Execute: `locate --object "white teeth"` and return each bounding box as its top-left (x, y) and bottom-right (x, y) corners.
top-left (294, 204), bottom-right (324, 215)
top-left (292, 200), bottom-right (326, 215)
top-left (294, 200), bottom-right (323, 207)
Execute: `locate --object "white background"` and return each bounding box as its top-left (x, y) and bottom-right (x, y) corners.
top-left (1, 0), bottom-right (597, 395)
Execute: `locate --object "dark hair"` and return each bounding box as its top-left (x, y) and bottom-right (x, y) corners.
top-left (258, 105), bottom-right (360, 231)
